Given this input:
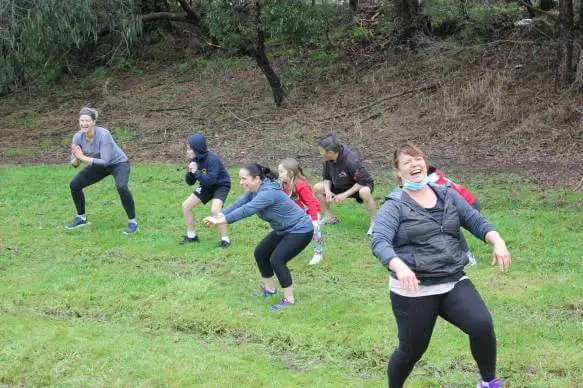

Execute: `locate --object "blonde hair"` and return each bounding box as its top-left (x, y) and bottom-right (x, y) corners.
top-left (279, 158), bottom-right (305, 198)
top-left (79, 107), bottom-right (98, 120)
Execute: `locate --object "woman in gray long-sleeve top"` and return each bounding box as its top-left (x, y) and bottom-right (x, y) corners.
top-left (66, 107), bottom-right (137, 235)
top-left (371, 144), bottom-right (511, 388)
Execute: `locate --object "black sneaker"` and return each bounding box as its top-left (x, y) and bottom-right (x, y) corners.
top-left (180, 235), bottom-right (200, 244)
top-left (218, 240), bottom-right (231, 248)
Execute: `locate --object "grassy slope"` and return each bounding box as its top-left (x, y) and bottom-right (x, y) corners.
top-left (1, 164), bottom-right (582, 386)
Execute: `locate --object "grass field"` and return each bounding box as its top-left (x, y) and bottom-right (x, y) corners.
top-left (1, 164), bottom-right (582, 387)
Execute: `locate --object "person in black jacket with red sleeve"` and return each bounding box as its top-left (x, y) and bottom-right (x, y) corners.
top-left (181, 133), bottom-right (231, 247)
top-left (313, 133), bottom-right (377, 235)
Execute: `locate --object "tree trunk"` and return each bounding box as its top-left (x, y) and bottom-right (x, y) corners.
top-left (349, 0), bottom-right (358, 12)
top-left (573, 42), bottom-right (583, 89)
top-left (578, 0), bottom-right (583, 30)
top-left (396, 0), bottom-right (422, 40)
top-left (253, 0), bottom-right (287, 106)
top-left (557, 0), bottom-right (575, 88)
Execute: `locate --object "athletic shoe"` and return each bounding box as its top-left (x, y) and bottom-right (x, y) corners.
top-left (253, 288), bottom-right (277, 297)
top-left (180, 235), bottom-right (200, 244)
top-left (65, 216), bottom-right (89, 230)
top-left (320, 216), bottom-right (339, 225)
top-left (367, 222), bottom-right (374, 236)
top-left (123, 222), bottom-right (138, 235)
top-left (218, 240), bottom-right (231, 248)
top-left (477, 378), bottom-right (503, 388)
top-left (309, 253), bottom-right (323, 265)
top-left (269, 297), bottom-right (294, 311)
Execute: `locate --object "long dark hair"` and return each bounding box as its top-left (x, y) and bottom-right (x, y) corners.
top-left (244, 163), bottom-right (278, 181)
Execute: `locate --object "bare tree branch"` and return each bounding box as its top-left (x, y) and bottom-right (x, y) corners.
top-left (141, 12), bottom-right (191, 23)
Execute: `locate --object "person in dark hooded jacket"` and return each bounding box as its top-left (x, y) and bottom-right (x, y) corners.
top-left (181, 133), bottom-right (231, 247)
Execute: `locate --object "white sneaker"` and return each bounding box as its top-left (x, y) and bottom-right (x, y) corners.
top-left (367, 223), bottom-right (374, 236)
top-left (309, 254), bottom-right (323, 265)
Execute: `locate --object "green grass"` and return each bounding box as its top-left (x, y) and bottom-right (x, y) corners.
top-left (1, 165), bottom-right (582, 386)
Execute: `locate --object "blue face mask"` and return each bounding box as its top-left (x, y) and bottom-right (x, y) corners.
top-left (403, 175), bottom-right (430, 191)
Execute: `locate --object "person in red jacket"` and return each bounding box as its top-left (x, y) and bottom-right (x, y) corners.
top-left (427, 166), bottom-right (481, 211)
top-left (428, 166), bottom-right (481, 265)
top-left (278, 158), bottom-right (324, 265)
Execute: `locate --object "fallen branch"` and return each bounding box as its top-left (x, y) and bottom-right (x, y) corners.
top-left (320, 84), bottom-right (439, 121)
top-left (147, 107), bottom-right (191, 112)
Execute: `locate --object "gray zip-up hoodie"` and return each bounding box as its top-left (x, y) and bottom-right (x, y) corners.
top-left (371, 185), bottom-right (495, 284)
top-left (223, 179), bottom-right (313, 235)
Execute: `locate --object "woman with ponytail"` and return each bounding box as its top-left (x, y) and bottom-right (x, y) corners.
top-left (204, 164), bottom-right (313, 311)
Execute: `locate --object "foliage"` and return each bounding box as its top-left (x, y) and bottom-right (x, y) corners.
top-left (203, 0), bottom-right (257, 55)
top-left (0, 0), bottom-right (141, 94)
top-left (1, 165), bottom-right (582, 386)
top-left (263, 2), bottom-right (353, 45)
top-left (455, 4), bottom-right (525, 43)
top-left (202, 0), bottom-right (353, 54)
top-left (420, 0), bottom-right (524, 42)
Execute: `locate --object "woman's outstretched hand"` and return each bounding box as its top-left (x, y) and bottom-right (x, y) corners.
top-left (492, 243), bottom-right (511, 272)
top-left (204, 213), bottom-right (226, 226)
top-left (485, 231), bottom-right (511, 272)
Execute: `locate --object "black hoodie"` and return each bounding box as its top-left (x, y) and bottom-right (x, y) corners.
top-left (186, 133), bottom-right (230, 188)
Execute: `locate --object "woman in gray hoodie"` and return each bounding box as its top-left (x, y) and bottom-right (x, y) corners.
top-left (371, 144), bottom-right (511, 388)
top-left (204, 164), bottom-right (314, 311)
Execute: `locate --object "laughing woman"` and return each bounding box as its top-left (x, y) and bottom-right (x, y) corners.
top-left (371, 144), bottom-right (511, 388)
top-left (66, 107), bottom-right (138, 234)
top-left (204, 164), bottom-right (313, 311)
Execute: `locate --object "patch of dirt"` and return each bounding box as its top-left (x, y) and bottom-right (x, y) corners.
top-left (1, 38), bottom-right (582, 190)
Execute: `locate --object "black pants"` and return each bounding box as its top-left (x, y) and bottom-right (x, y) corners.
top-left (69, 162), bottom-right (136, 219)
top-left (254, 230), bottom-right (313, 288)
top-left (388, 279), bottom-right (496, 388)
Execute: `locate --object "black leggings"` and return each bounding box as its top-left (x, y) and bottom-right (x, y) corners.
top-left (388, 279), bottom-right (496, 388)
top-left (254, 230), bottom-right (313, 288)
top-left (69, 162), bottom-right (136, 219)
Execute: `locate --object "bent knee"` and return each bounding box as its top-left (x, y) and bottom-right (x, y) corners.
top-left (467, 316), bottom-right (494, 336)
top-left (313, 182), bottom-right (325, 194)
top-left (182, 200), bottom-right (194, 211)
top-left (359, 186), bottom-right (373, 198)
top-left (116, 184), bottom-right (130, 193)
top-left (69, 181), bottom-right (82, 191)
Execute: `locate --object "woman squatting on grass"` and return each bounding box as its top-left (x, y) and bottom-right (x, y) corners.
top-left (181, 133), bottom-right (231, 248)
top-left (278, 158), bottom-right (324, 265)
top-left (371, 144), bottom-right (511, 388)
top-left (66, 107), bottom-right (138, 235)
top-left (204, 164), bottom-right (314, 311)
